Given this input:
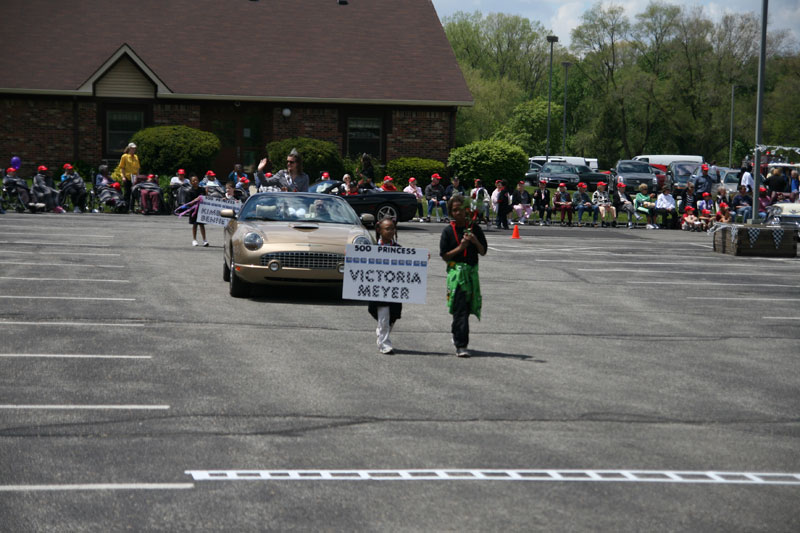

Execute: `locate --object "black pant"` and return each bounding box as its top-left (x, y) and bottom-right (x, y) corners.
top-left (496, 206), bottom-right (509, 228)
top-left (535, 205), bottom-right (551, 220)
top-left (656, 208), bottom-right (678, 229)
top-left (451, 287), bottom-right (470, 349)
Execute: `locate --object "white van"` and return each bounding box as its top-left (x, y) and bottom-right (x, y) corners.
top-left (530, 155), bottom-right (588, 167)
top-left (633, 155), bottom-right (704, 166)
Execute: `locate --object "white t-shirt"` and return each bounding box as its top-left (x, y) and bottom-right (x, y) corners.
top-left (740, 171), bottom-right (754, 191)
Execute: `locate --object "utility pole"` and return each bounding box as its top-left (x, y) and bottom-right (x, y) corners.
top-left (562, 62), bottom-right (571, 155)
top-left (545, 35), bottom-right (559, 162)
top-left (752, 0), bottom-right (768, 224)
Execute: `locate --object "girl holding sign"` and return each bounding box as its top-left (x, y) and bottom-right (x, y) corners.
top-left (368, 218), bottom-right (402, 354)
top-left (440, 195), bottom-right (487, 357)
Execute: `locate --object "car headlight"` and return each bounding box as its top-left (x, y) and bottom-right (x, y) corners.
top-left (243, 232), bottom-right (264, 250)
top-left (353, 235), bottom-right (371, 245)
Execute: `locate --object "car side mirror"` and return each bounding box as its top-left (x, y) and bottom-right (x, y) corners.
top-left (360, 213), bottom-right (375, 225)
top-left (220, 209), bottom-right (235, 219)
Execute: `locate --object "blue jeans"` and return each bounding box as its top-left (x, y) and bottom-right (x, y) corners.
top-left (735, 206), bottom-right (752, 223)
top-left (428, 199), bottom-right (447, 218)
top-left (575, 204), bottom-right (598, 224)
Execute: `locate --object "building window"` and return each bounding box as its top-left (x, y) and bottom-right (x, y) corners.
top-left (106, 110), bottom-right (144, 153)
top-left (347, 117), bottom-right (381, 159)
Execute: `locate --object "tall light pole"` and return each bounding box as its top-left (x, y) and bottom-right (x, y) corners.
top-left (562, 61), bottom-right (572, 155)
top-left (545, 35), bottom-right (559, 163)
top-left (752, 0), bottom-right (768, 224)
top-left (729, 84), bottom-right (736, 169)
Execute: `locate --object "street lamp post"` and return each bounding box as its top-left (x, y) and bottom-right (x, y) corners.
top-left (562, 61), bottom-right (572, 155)
top-left (545, 35), bottom-right (559, 163)
top-left (729, 84), bottom-right (736, 169)
top-left (752, 0), bottom-right (768, 224)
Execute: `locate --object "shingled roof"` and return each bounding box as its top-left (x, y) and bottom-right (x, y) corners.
top-left (0, 0), bottom-right (472, 106)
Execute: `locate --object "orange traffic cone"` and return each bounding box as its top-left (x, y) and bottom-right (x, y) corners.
top-left (511, 224), bottom-right (521, 239)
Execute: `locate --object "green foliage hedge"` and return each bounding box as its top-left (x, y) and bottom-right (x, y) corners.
top-left (130, 126), bottom-right (220, 176)
top-left (386, 157), bottom-right (446, 190)
top-left (447, 140), bottom-right (528, 186)
top-left (266, 137), bottom-right (344, 183)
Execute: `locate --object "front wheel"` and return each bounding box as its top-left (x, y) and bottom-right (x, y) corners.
top-left (229, 254), bottom-right (249, 298)
top-left (376, 203), bottom-right (398, 222)
top-left (222, 258), bottom-right (231, 282)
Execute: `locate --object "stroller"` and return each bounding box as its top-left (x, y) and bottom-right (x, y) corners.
top-left (89, 182), bottom-right (128, 213)
top-left (169, 182), bottom-right (192, 214)
top-left (204, 183), bottom-right (226, 199)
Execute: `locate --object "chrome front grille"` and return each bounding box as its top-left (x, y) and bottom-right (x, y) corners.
top-left (260, 252), bottom-right (343, 269)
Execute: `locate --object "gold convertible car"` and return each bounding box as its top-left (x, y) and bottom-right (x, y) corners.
top-left (221, 192), bottom-right (374, 297)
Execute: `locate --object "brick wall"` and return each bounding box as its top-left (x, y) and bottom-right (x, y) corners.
top-left (0, 97), bottom-right (76, 177)
top-left (387, 109), bottom-right (452, 163)
top-left (272, 107), bottom-right (341, 146)
top-left (78, 102), bottom-right (102, 166)
top-left (153, 103), bottom-right (201, 128)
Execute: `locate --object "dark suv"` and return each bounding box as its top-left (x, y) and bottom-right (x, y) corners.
top-left (612, 160), bottom-right (659, 193)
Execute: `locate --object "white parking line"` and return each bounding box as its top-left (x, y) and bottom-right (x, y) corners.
top-left (0, 483), bottom-right (193, 492)
top-left (629, 281), bottom-right (800, 288)
top-left (0, 354), bottom-right (151, 359)
top-left (578, 269), bottom-right (795, 277)
top-left (185, 469), bottom-right (800, 485)
top-left (0, 405), bottom-right (170, 410)
top-left (0, 261), bottom-right (124, 269)
top-left (0, 241), bottom-right (111, 247)
top-left (538, 259), bottom-right (760, 267)
top-left (0, 277), bottom-right (129, 283)
top-left (1, 232), bottom-right (114, 238)
top-left (0, 295), bottom-right (135, 301)
top-left (762, 316), bottom-right (800, 320)
top-left (688, 297), bottom-right (800, 302)
top-left (0, 250), bottom-right (120, 256)
top-left (0, 320), bottom-right (144, 327)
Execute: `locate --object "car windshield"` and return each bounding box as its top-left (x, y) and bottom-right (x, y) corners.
top-left (543, 164), bottom-right (573, 173)
top-left (308, 181), bottom-right (336, 194)
top-left (239, 193), bottom-right (359, 225)
top-left (617, 162), bottom-right (651, 173)
top-left (672, 163), bottom-right (699, 176)
top-left (575, 165), bottom-right (592, 173)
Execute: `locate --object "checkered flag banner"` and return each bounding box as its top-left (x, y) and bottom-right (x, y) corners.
top-left (748, 227), bottom-right (760, 248)
top-left (772, 228), bottom-right (784, 249)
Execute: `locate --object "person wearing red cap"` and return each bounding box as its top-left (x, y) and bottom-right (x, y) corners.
top-left (572, 182), bottom-right (597, 227)
top-left (695, 163), bottom-right (712, 197)
top-left (532, 178), bottom-right (552, 225)
top-left (508, 181), bottom-right (531, 225)
top-left (553, 183), bottom-right (573, 226)
top-left (403, 177), bottom-right (425, 221)
top-left (715, 202), bottom-right (732, 224)
top-left (757, 186), bottom-right (771, 220)
top-left (32, 165), bottom-right (63, 213)
top-left (58, 163), bottom-right (87, 213)
top-left (2, 167), bottom-right (39, 212)
top-left (681, 206), bottom-right (701, 231)
top-left (380, 175), bottom-right (397, 192)
top-left (612, 182), bottom-right (636, 228)
top-left (136, 173), bottom-right (163, 214)
top-left (425, 174), bottom-right (447, 222)
top-left (697, 191), bottom-right (714, 215)
top-left (592, 182), bottom-right (616, 227)
top-left (170, 169), bottom-right (189, 186)
top-left (200, 170), bottom-right (222, 192)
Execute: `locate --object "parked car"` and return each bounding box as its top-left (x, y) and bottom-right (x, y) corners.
top-left (221, 192), bottom-right (374, 297)
top-left (308, 180), bottom-right (418, 223)
top-left (539, 162), bottom-right (608, 190)
top-left (633, 154), bottom-right (704, 166)
top-left (666, 161), bottom-right (701, 194)
top-left (649, 164), bottom-right (667, 189)
top-left (766, 202), bottom-right (800, 242)
top-left (611, 160), bottom-right (659, 193)
top-left (524, 161), bottom-right (542, 184)
top-left (717, 168), bottom-right (741, 194)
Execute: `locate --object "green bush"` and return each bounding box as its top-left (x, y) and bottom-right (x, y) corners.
top-left (386, 157), bottom-right (446, 191)
top-left (447, 140), bottom-right (527, 187)
top-left (266, 137), bottom-right (344, 183)
top-left (130, 126), bottom-right (220, 176)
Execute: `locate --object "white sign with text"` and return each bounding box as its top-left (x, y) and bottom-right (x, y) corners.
top-left (197, 197), bottom-right (241, 227)
top-left (342, 244), bottom-right (428, 304)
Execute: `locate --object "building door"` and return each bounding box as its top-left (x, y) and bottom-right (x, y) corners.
top-left (202, 103), bottom-right (268, 179)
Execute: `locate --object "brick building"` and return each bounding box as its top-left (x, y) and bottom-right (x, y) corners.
top-left (0, 0), bottom-right (472, 177)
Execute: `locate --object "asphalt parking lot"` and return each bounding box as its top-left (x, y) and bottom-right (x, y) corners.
top-left (1, 212), bottom-right (798, 532)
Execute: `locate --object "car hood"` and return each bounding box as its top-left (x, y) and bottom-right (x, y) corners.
top-left (617, 172), bottom-right (652, 179)
top-left (238, 221), bottom-right (367, 244)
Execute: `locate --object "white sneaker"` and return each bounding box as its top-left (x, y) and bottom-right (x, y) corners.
top-left (202, 241), bottom-right (209, 247)
top-left (627, 222), bottom-right (634, 228)
top-left (646, 224), bottom-right (654, 229)
top-left (379, 343), bottom-right (394, 354)
top-left (192, 240), bottom-right (198, 247)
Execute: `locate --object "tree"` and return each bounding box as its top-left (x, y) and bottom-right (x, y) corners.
top-left (455, 64), bottom-right (526, 146)
top-left (492, 98), bottom-right (562, 156)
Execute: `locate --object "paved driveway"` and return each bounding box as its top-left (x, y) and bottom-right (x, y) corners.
top-left (1, 213), bottom-right (798, 531)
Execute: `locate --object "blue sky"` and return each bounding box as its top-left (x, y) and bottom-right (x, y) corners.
top-left (431, 0), bottom-right (799, 47)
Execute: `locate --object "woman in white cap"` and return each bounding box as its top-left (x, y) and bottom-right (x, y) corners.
top-left (118, 143), bottom-right (140, 207)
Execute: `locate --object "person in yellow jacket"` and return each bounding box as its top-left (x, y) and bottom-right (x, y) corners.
top-left (118, 142), bottom-right (140, 207)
